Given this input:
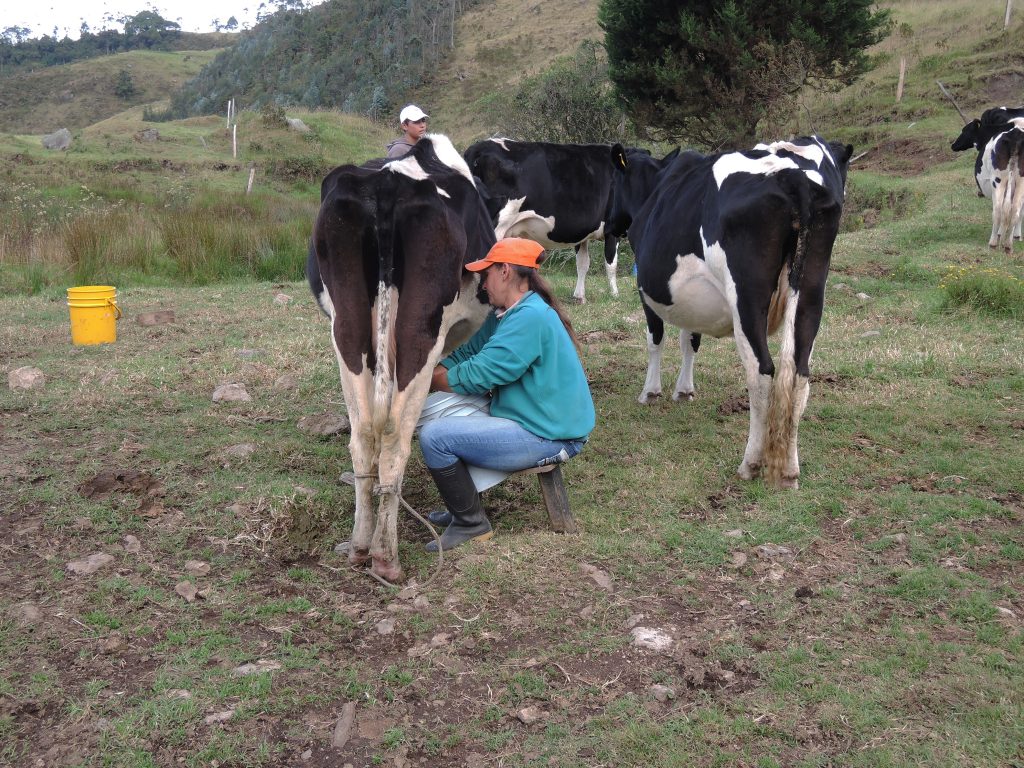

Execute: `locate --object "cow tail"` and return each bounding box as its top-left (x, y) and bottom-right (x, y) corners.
top-left (1006, 133), bottom-right (1024, 250)
top-left (372, 221), bottom-right (397, 440)
top-left (764, 170), bottom-right (813, 486)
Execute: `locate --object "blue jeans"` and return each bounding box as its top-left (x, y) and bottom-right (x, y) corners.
top-left (419, 414), bottom-right (586, 471)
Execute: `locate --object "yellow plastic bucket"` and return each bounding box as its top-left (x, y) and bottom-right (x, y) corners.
top-left (67, 285), bottom-right (121, 345)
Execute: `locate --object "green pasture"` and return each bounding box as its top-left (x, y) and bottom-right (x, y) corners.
top-left (1, 136), bottom-right (1022, 764)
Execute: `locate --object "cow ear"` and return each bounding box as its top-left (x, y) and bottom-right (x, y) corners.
top-left (663, 146), bottom-right (681, 163)
top-left (843, 144), bottom-right (854, 162)
top-left (611, 143), bottom-right (628, 170)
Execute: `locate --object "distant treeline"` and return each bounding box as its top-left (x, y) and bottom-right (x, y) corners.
top-left (0, 12), bottom-right (225, 72)
top-left (167, 0), bottom-right (479, 120)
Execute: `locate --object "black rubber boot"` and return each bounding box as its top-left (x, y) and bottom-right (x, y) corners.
top-left (426, 508), bottom-right (453, 527)
top-left (424, 461), bottom-right (492, 552)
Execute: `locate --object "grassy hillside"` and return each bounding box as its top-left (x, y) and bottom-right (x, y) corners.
top-left (0, 49), bottom-right (221, 133)
top-left (418, 0), bottom-right (604, 143)
top-left (0, 105), bottom-right (391, 293)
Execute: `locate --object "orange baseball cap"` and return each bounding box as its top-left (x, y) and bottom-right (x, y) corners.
top-left (465, 238), bottom-right (545, 271)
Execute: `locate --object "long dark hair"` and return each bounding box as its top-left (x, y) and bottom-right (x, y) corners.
top-left (511, 264), bottom-right (582, 354)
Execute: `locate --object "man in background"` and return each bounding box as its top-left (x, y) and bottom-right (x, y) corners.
top-left (386, 104), bottom-right (429, 159)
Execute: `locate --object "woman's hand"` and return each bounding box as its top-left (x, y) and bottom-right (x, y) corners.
top-left (430, 365), bottom-right (452, 393)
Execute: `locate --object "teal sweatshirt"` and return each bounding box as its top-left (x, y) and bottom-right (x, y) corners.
top-left (442, 291), bottom-right (595, 441)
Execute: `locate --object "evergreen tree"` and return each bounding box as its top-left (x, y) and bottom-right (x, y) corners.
top-left (599, 0), bottom-right (892, 148)
top-left (114, 68), bottom-right (136, 99)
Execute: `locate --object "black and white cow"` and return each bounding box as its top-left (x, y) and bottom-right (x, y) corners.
top-left (951, 106), bottom-right (1024, 251)
top-left (463, 138), bottom-right (626, 303)
top-left (608, 136), bottom-right (853, 489)
top-left (309, 135), bottom-right (494, 582)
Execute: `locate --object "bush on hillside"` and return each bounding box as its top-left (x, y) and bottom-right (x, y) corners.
top-left (497, 40), bottom-right (629, 144)
top-left (600, 0), bottom-right (893, 149)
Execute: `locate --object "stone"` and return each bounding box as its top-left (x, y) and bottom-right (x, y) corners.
top-left (630, 626), bottom-right (673, 651)
top-left (855, 292), bottom-right (871, 301)
top-left (212, 383), bottom-right (251, 403)
top-left (137, 128), bottom-right (159, 142)
top-left (8, 366), bottom-right (46, 390)
top-left (516, 706), bottom-right (542, 725)
top-left (232, 659), bottom-right (282, 676)
top-left (728, 551), bottom-right (748, 569)
top-left (175, 581), bottom-right (198, 602)
top-left (123, 535), bottom-right (141, 554)
top-left (375, 618), bottom-right (396, 635)
top-left (286, 117), bottom-right (311, 133)
top-left (14, 603), bottom-right (43, 626)
top-left (297, 412), bottom-right (350, 436)
top-left (331, 702), bottom-right (356, 748)
top-left (723, 529), bottom-right (744, 539)
top-left (136, 310), bottom-right (175, 326)
top-left (273, 374), bottom-right (299, 390)
top-left (273, 293), bottom-right (292, 305)
top-left (41, 128), bottom-right (72, 150)
top-left (579, 562), bottom-right (613, 591)
top-left (649, 684), bottom-right (675, 702)
top-left (67, 552), bottom-right (114, 575)
top-left (185, 560), bottom-right (210, 576)
top-left (223, 443), bottom-right (256, 459)
top-left (754, 544), bottom-right (794, 561)
top-left (204, 710), bottom-right (235, 724)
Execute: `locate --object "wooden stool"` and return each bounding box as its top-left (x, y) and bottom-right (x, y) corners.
top-left (511, 464), bottom-right (577, 534)
top-left (339, 464), bottom-right (578, 534)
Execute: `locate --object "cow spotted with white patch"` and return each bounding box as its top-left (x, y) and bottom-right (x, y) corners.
top-left (608, 136), bottom-right (853, 489)
top-left (309, 134), bottom-right (494, 582)
top-left (952, 106), bottom-right (1024, 251)
top-left (464, 139), bottom-right (642, 304)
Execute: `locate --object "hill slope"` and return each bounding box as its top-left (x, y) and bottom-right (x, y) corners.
top-left (0, 49), bottom-right (220, 133)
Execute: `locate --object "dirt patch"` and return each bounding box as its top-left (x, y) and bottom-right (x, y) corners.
top-left (852, 137), bottom-right (947, 176)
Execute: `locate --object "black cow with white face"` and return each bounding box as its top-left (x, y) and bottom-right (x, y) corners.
top-left (463, 138), bottom-right (627, 303)
top-left (610, 137), bottom-right (853, 489)
top-left (310, 135), bottom-right (493, 582)
top-left (951, 106), bottom-right (1024, 250)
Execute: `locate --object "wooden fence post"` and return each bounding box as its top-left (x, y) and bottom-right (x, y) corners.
top-left (232, 124), bottom-right (237, 159)
top-left (895, 57), bottom-right (907, 103)
top-left (1006, 0), bottom-right (1013, 29)
top-left (246, 164), bottom-right (256, 194)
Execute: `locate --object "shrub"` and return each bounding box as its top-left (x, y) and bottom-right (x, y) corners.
top-left (939, 265), bottom-right (1024, 319)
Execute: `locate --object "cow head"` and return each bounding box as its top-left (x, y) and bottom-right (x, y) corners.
top-left (952, 120), bottom-right (982, 152)
top-left (607, 145), bottom-right (680, 237)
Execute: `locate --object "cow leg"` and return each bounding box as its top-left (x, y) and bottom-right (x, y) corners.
top-left (572, 242), bottom-right (590, 304)
top-left (672, 331), bottom-right (700, 401)
top-left (990, 182), bottom-right (1008, 249)
top-left (639, 302), bottom-right (666, 403)
top-left (604, 237), bottom-right (620, 298)
top-left (337, 367), bottom-right (377, 567)
top-left (730, 290), bottom-right (777, 482)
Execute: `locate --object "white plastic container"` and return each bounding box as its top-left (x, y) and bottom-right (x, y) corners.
top-left (416, 392), bottom-right (511, 491)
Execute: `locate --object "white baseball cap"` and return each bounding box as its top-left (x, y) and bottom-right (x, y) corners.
top-left (399, 104), bottom-right (428, 123)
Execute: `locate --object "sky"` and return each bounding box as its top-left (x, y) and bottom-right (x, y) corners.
top-left (2, 0), bottom-right (313, 39)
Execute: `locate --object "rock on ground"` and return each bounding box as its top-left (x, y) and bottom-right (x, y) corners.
top-left (42, 128), bottom-right (71, 150)
top-left (9, 366), bottom-right (46, 390)
top-left (212, 383), bottom-right (251, 402)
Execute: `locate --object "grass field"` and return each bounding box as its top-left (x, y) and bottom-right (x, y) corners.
top-left (2, 137), bottom-right (1022, 765)
top-left (1, 1), bottom-right (1023, 765)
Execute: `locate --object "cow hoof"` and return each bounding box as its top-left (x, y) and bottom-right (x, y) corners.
top-left (770, 476), bottom-right (800, 490)
top-left (348, 547), bottom-right (371, 568)
top-left (371, 557), bottom-right (403, 584)
top-left (673, 391), bottom-right (695, 402)
top-left (737, 462), bottom-right (761, 481)
top-left (638, 392), bottom-right (661, 405)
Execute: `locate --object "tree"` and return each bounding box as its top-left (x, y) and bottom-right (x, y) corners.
top-left (122, 10), bottom-right (181, 49)
top-left (114, 68), bottom-right (136, 99)
top-left (225, 16), bottom-right (239, 31)
top-left (599, 0), bottom-right (892, 149)
top-left (498, 40), bottom-right (627, 144)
